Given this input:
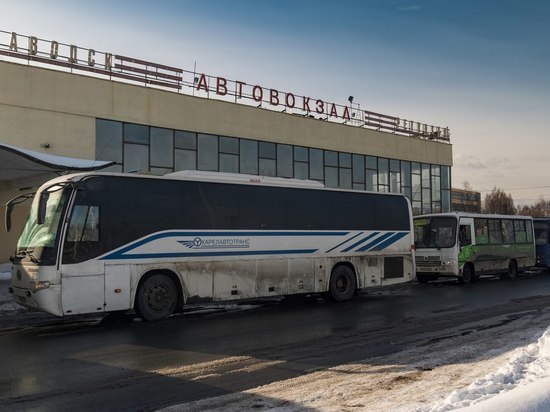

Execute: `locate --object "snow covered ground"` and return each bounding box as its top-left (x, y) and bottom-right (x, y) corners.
top-left (1, 263), bottom-right (549, 411)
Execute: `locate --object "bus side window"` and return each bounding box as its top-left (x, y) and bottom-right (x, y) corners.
top-left (459, 225), bottom-right (471, 246)
top-left (67, 205), bottom-right (100, 242)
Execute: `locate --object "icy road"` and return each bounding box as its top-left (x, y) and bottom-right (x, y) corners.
top-left (1, 266), bottom-right (549, 411)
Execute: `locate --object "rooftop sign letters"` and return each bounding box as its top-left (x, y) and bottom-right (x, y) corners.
top-left (0, 30), bottom-right (450, 142)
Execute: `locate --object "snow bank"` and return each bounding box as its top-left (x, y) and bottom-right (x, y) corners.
top-left (431, 328), bottom-right (550, 411)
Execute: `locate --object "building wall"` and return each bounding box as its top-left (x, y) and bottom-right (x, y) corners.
top-left (0, 61), bottom-right (452, 164)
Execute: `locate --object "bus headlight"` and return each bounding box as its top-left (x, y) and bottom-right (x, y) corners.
top-left (29, 280), bottom-right (50, 293)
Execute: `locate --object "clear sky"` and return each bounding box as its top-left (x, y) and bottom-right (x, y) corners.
top-left (1, 0), bottom-right (549, 205)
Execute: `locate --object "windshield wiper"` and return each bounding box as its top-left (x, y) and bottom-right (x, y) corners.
top-left (16, 250), bottom-right (39, 264)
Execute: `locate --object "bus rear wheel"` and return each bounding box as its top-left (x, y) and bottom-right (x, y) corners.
top-left (329, 265), bottom-right (357, 301)
top-left (503, 260), bottom-right (518, 279)
top-left (136, 274), bottom-right (177, 321)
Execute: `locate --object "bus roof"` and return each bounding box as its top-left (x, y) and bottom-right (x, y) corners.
top-left (38, 170), bottom-right (408, 197)
top-left (414, 212), bottom-right (533, 220)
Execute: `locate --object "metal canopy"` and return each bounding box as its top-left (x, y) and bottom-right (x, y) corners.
top-left (0, 143), bottom-right (114, 181)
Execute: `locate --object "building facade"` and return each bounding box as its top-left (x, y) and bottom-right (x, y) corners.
top-left (0, 30), bottom-right (453, 261)
top-left (451, 188), bottom-right (482, 213)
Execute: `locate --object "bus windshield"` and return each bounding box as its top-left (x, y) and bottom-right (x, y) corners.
top-left (414, 216), bottom-right (457, 249)
top-left (17, 185), bottom-right (70, 258)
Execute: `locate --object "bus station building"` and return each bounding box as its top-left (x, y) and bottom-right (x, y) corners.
top-left (0, 29), bottom-right (453, 262)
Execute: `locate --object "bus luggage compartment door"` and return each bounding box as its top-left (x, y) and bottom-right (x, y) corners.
top-left (61, 273), bottom-right (104, 315)
top-left (104, 264), bottom-right (131, 312)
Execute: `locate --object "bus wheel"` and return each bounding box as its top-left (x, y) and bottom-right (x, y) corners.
top-left (506, 260), bottom-right (518, 279)
top-left (329, 265), bottom-right (357, 301)
top-left (136, 275), bottom-right (177, 321)
top-left (460, 264), bottom-right (474, 284)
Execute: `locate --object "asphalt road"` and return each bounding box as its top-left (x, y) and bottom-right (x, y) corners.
top-left (1, 272), bottom-right (550, 411)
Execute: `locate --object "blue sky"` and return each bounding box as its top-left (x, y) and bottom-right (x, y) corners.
top-left (1, 0), bottom-right (549, 204)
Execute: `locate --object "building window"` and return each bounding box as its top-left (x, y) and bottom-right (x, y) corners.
top-left (96, 119), bottom-right (451, 214)
top-left (259, 142), bottom-right (276, 177)
top-left (240, 139), bottom-right (258, 174)
top-left (277, 144), bottom-right (293, 178)
top-left (219, 136), bottom-right (239, 173)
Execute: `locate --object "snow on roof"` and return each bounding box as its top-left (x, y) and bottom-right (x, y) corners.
top-left (0, 143), bottom-right (115, 181)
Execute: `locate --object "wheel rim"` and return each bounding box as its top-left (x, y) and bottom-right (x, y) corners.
top-left (336, 275), bottom-right (349, 293)
top-left (147, 285), bottom-right (169, 312)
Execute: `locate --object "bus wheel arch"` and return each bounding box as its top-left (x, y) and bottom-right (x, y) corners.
top-left (134, 270), bottom-right (183, 321)
top-left (328, 262), bottom-right (357, 302)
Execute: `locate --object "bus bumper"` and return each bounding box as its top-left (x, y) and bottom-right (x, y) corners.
top-left (11, 285), bottom-right (63, 317)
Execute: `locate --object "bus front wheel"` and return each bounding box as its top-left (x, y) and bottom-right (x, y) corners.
top-left (328, 265), bottom-right (357, 301)
top-left (136, 274), bottom-right (178, 321)
top-left (459, 264), bottom-right (475, 284)
top-left (502, 260), bottom-right (518, 279)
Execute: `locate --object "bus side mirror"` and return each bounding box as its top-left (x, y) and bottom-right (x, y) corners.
top-left (5, 203), bottom-right (13, 232)
top-left (37, 192), bottom-right (50, 225)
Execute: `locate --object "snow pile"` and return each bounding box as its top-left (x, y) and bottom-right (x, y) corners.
top-left (0, 263), bottom-right (25, 313)
top-left (430, 328), bottom-right (550, 411)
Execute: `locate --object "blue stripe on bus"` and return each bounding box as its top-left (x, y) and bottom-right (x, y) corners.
top-left (369, 232), bottom-right (408, 251)
top-left (325, 232), bottom-right (364, 253)
top-left (356, 232), bottom-right (395, 252)
top-left (342, 232), bottom-right (380, 253)
top-left (102, 249), bottom-right (318, 260)
top-left (99, 230), bottom-right (349, 261)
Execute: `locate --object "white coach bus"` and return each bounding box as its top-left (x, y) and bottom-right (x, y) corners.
top-left (7, 171), bottom-right (415, 321)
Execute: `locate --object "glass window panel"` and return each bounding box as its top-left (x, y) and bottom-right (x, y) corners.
top-left (277, 144), bottom-right (293, 178)
top-left (309, 148), bottom-right (324, 180)
top-left (412, 162), bottom-right (421, 174)
top-left (422, 164), bottom-right (431, 187)
top-left (442, 189), bottom-right (451, 212)
top-left (260, 158), bottom-right (276, 177)
top-left (197, 134), bottom-right (218, 171)
top-left (431, 165), bottom-right (441, 176)
top-left (422, 189), bottom-right (432, 213)
top-left (403, 187), bottom-right (412, 200)
top-left (366, 156), bottom-right (377, 169)
top-left (390, 171), bottom-right (400, 193)
top-left (96, 119), bottom-right (122, 163)
top-left (353, 183), bottom-right (365, 191)
top-left (175, 131), bottom-right (196, 149)
top-left (379, 185), bottom-right (389, 193)
top-left (432, 202), bottom-right (442, 213)
top-left (123, 143), bottom-right (149, 173)
top-left (390, 159), bottom-right (400, 172)
top-left (339, 168), bottom-right (352, 189)
top-left (339, 152), bottom-right (351, 168)
top-left (294, 162), bottom-right (308, 180)
top-left (124, 123), bottom-right (148, 144)
top-left (352, 154), bottom-right (365, 183)
top-left (294, 146), bottom-right (308, 162)
top-left (175, 149), bottom-right (196, 171)
top-left (325, 151), bottom-right (338, 167)
top-left (219, 136), bottom-right (239, 154)
top-left (324, 166), bottom-right (338, 188)
top-left (240, 140), bottom-right (258, 174)
top-left (432, 176), bottom-right (441, 201)
top-left (412, 201), bottom-right (422, 215)
top-left (441, 166), bottom-right (451, 190)
top-left (401, 161), bottom-right (411, 189)
top-left (150, 127), bottom-right (173, 168)
top-left (220, 153), bottom-right (239, 173)
top-left (412, 174), bottom-right (422, 201)
top-left (378, 158), bottom-right (389, 185)
top-left (366, 169), bottom-right (377, 191)
top-left (259, 142), bottom-right (276, 159)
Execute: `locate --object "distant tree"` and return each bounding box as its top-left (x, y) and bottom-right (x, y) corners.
top-left (516, 197), bottom-right (550, 217)
top-left (462, 180), bottom-right (473, 191)
top-left (483, 187), bottom-right (516, 215)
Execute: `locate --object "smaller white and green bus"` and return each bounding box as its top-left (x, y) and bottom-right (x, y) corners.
top-left (414, 213), bottom-right (535, 283)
